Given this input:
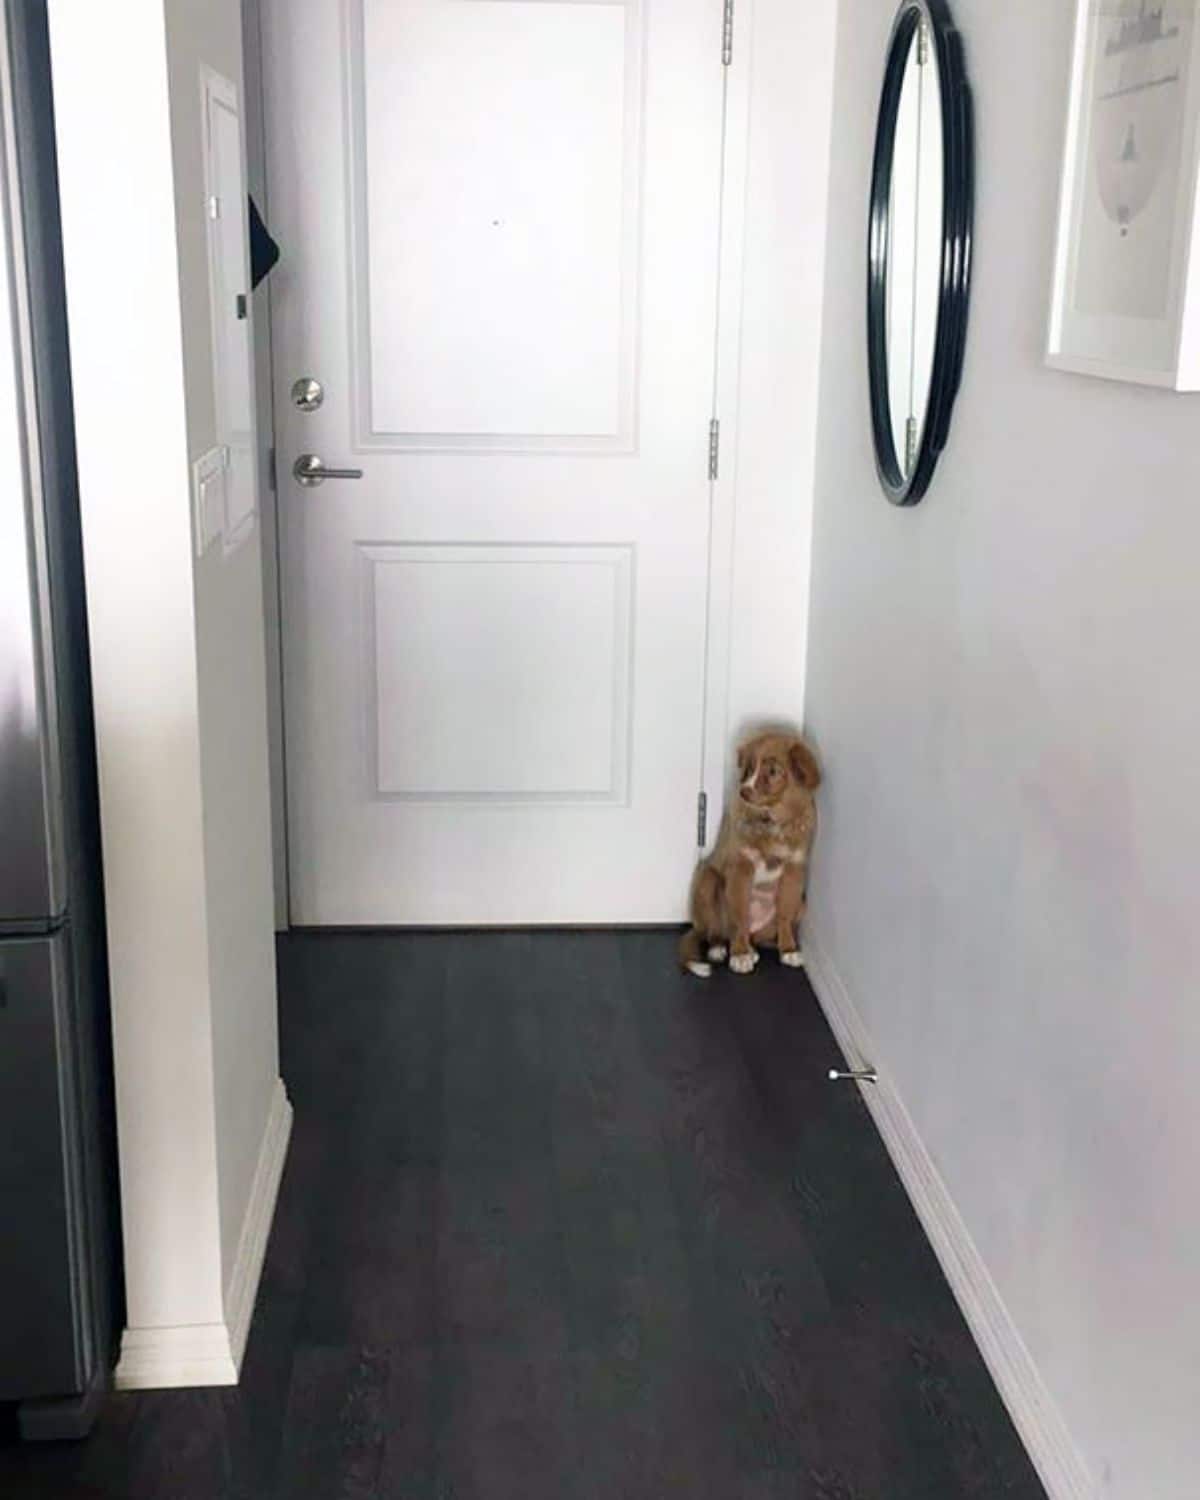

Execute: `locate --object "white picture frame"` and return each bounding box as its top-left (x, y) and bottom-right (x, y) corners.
top-left (1048, 0), bottom-right (1200, 389)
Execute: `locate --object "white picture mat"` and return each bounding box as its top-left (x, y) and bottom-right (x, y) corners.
top-left (1047, 0), bottom-right (1200, 388)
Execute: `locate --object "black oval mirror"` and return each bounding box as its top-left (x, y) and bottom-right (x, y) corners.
top-left (867, 0), bottom-right (974, 506)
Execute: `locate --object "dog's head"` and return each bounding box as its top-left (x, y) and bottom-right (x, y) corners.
top-left (737, 732), bottom-right (821, 810)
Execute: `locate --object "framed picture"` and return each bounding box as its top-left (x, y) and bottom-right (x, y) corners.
top-left (1048, 1), bottom-right (1200, 388)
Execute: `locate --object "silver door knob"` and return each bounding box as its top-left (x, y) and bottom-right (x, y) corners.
top-left (293, 453), bottom-right (364, 487)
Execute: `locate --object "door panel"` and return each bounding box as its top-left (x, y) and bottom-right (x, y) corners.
top-left (358, 0), bottom-right (635, 442)
top-left (366, 543), bottom-right (632, 801)
top-left (265, 0), bottom-right (725, 924)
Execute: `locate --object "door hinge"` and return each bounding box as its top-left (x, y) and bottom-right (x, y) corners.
top-left (708, 417), bottom-right (720, 481)
top-left (722, 0), bottom-right (734, 66)
top-left (267, 445), bottom-right (277, 492)
top-left (208, 194), bottom-right (221, 220)
top-left (697, 791), bottom-right (708, 848)
top-left (917, 18), bottom-right (930, 64)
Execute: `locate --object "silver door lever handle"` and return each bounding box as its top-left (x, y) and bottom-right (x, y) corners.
top-left (293, 453), bottom-right (364, 487)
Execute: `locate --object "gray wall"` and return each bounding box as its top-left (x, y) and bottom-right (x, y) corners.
top-left (805, 2), bottom-right (1200, 1495)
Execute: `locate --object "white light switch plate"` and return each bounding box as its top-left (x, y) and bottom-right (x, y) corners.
top-left (192, 444), bottom-right (229, 556)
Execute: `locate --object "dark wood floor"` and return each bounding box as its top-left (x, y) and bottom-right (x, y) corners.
top-left (2, 931), bottom-right (1046, 1499)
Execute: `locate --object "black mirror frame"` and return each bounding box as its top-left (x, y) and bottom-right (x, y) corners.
top-left (867, 0), bottom-right (974, 506)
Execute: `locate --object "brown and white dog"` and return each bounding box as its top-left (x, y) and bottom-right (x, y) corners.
top-left (679, 731), bottom-right (820, 978)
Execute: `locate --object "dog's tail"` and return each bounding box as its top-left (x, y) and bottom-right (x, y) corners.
top-left (679, 863), bottom-right (723, 978)
top-left (679, 926), bottom-right (712, 978)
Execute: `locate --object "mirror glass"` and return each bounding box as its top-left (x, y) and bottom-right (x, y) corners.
top-left (886, 20), bottom-right (944, 479)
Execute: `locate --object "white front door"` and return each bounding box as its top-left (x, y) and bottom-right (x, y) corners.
top-left (264, 0), bottom-right (727, 924)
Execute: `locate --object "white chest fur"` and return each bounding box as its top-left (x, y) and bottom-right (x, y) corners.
top-left (748, 855), bottom-right (781, 934)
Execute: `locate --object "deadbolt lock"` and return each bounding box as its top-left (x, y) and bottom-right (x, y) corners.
top-left (291, 376), bottom-right (324, 412)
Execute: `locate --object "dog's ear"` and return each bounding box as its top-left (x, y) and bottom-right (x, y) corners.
top-left (788, 739), bottom-right (821, 790)
top-left (737, 738), bottom-right (758, 780)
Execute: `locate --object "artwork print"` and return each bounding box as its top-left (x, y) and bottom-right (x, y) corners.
top-left (1071, 1), bottom-right (1194, 320)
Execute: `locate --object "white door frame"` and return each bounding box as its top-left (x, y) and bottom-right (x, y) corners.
top-left (700, 0), bottom-right (756, 854)
top-left (243, 0), bottom-right (291, 928)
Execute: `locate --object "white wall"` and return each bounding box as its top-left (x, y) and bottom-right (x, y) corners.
top-left (162, 0), bottom-right (282, 1310)
top-left (724, 0), bottom-right (837, 745)
top-left (805, 3), bottom-right (1200, 1496)
top-left (48, 0), bottom-right (288, 1387)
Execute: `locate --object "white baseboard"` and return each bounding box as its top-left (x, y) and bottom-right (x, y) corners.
top-left (115, 1321), bottom-right (239, 1390)
top-left (225, 1077), bottom-right (293, 1368)
top-left (803, 931), bottom-right (1093, 1500)
top-left (115, 1078), bottom-right (293, 1391)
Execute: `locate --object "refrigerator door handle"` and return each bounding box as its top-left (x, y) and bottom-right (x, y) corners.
top-left (0, 40), bottom-right (65, 925)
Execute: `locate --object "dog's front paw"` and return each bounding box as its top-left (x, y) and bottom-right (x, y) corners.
top-left (780, 949), bottom-right (805, 969)
top-left (707, 944), bottom-right (728, 963)
top-left (729, 949), bottom-right (759, 975)
top-left (686, 960), bottom-right (713, 979)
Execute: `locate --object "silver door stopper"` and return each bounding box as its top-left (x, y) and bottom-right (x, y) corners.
top-left (828, 1068), bottom-right (878, 1085)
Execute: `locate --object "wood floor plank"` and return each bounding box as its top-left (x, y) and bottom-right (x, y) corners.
top-left (422, 1343), bottom-right (580, 1500)
top-left (273, 1345), bottom-right (398, 1500)
top-left (539, 934), bottom-right (732, 1500)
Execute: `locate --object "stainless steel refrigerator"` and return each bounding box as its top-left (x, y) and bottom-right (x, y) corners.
top-left (0, 0), bottom-right (121, 1440)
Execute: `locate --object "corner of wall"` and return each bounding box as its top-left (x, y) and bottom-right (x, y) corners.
top-left (49, 0), bottom-right (287, 1389)
top-left (114, 1078), bottom-right (291, 1392)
